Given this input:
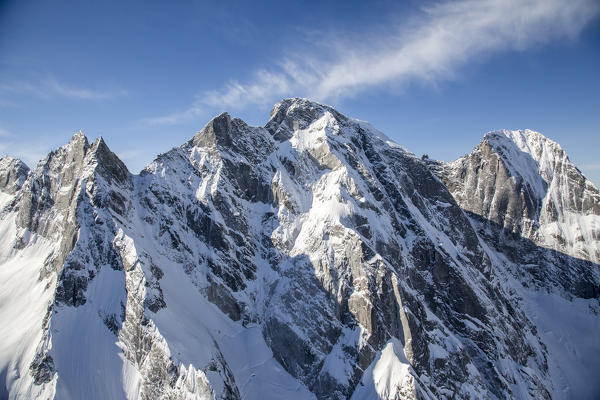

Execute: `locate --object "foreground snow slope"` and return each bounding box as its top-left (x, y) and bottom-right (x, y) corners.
top-left (0, 100), bottom-right (598, 399)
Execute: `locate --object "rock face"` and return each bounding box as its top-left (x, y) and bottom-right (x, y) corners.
top-left (430, 129), bottom-right (600, 263)
top-left (0, 156), bottom-right (29, 194)
top-left (0, 101), bottom-right (599, 400)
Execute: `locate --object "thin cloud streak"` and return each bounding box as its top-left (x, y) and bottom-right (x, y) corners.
top-left (44, 77), bottom-right (127, 100)
top-left (0, 77), bottom-right (127, 101)
top-left (147, 0), bottom-right (600, 125)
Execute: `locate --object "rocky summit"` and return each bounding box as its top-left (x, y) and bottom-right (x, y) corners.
top-left (0, 99), bottom-right (598, 400)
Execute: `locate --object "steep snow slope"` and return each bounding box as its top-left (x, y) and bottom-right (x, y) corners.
top-left (0, 101), bottom-right (599, 399)
top-left (0, 211), bottom-right (55, 400)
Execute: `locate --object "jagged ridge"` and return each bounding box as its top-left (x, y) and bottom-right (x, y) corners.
top-left (0, 100), bottom-right (599, 400)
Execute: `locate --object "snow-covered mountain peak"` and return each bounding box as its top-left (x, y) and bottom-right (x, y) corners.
top-left (71, 129), bottom-right (87, 141)
top-left (88, 136), bottom-right (131, 186)
top-left (484, 129), bottom-right (571, 190)
top-left (484, 129), bottom-right (563, 158)
top-left (0, 155), bottom-right (27, 169)
top-left (66, 129), bottom-right (90, 152)
top-left (185, 111), bottom-right (275, 175)
top-left (269, 97), bottom-right (332, 121)
top-left (434, 128), bottom-right (600, 263)
top-left (190, 111), bottom-right (232, 148)
top-left (32, 132), bottom-right (129, 186)
top-left (1, 101), bottom-right (600, 400)
top-left (0, 156), bottom-right (29, 194)
top-left (482, 128), bottom-right (599, 206)
top-left (266, 97), bottom-right (349, 141)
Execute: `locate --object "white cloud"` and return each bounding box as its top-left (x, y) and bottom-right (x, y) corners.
top-left (147, 0), bottom-right (600, 125)
top-left (0, 77), bottom-right (127, 101)
top-left (44, 77), bottom-right (127, 100)
top-left (0, 81), bottom-right (47, 98)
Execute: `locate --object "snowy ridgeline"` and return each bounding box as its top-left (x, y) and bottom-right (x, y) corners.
top-left (0, 98), bottom-right (599, 400)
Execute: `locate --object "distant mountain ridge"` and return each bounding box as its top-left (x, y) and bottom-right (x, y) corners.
top-left (0, 98), bottom-right (598, 399)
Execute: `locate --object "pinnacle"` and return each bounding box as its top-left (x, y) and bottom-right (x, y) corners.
top-left (71, 130), bottom-right (87, 141)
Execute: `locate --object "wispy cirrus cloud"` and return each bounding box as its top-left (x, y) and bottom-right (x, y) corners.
top-left (0, 76), bottom-right (127, 101)
top-left (43, 77), bottom-right (128, 100)
top-left (146, 0), bottom-right (600, 125)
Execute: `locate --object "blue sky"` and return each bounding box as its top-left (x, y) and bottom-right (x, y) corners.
top-left (1, 0), bottom-right (599, 185)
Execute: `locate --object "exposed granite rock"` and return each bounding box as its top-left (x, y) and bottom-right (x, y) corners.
top-left (29, 353), bottom-right (55, 385)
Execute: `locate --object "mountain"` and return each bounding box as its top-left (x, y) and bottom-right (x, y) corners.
top-left (0, 99), bottom-right (598, 400)
top-left (430, 129), bottom-right (600, 264)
